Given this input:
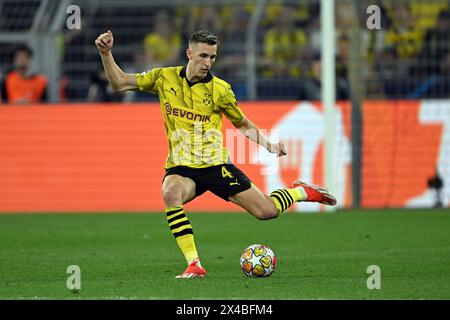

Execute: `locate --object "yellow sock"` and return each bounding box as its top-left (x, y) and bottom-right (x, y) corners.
top-left (270, 188), bottom-right (303, 215)
top-left (166, 206), bottom-right (199, 264)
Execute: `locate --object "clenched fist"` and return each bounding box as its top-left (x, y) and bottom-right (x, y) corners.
top-left (95, 30), bottom-right (114, 54)
top-left (267, 142), bottom-right (287, 157)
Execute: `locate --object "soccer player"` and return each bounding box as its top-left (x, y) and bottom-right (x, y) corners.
top-left (95, 29), bottom-right (336, 278)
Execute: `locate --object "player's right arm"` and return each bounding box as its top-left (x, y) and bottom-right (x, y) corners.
top-left (95, 30), bottom-right (137, 92)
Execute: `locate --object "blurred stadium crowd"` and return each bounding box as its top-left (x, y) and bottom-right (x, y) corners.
top-left (1, 0), bottom-right (450, 103)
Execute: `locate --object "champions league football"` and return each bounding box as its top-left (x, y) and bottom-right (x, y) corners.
top-left (240, 244), bottom-right (276, 278)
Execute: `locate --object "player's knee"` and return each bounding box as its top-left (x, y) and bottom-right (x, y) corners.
top-left (162, 185), bottom-right (183, 206)
top-left (254, 206), bottom-right (278, 220)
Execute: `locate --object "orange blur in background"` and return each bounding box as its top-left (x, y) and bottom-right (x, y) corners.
top-left (0, 101), bottom-right (442, 213)
top-left (0, 102), bottom-right (300, 212)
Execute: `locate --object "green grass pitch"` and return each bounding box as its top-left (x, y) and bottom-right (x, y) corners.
top-left (0, 209), bottom-right (449, 300)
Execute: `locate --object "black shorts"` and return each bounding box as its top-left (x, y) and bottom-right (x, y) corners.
top-left (163, 163), bottom-right (252, 201)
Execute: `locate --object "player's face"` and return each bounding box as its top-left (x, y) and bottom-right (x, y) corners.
top-left (187, 42), bottom-right (217, 79)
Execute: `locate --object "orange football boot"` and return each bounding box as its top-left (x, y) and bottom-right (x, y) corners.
top-left (292, 181), bottom-right (337, 206)
top-left (175, 258), bottom-right (207, 279)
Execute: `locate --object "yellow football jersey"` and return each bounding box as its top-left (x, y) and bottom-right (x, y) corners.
top-left (135, 66), bottom-right (245, 169)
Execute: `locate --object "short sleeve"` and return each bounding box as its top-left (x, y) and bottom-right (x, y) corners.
top-left (135, 68), bottom-right (163, 94)
top-left (219, 87), bottom-right (244, 124)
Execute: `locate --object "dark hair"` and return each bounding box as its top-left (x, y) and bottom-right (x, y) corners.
top-left (189, 30), bottom-right (218, 46)
top-left (13, 44), bottom-right (33, 57)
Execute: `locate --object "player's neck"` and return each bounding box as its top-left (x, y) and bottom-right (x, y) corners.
top-left (185, 64), bottom-right (205, 83)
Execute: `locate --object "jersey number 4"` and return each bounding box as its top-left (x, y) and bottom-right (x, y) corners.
top-left (221, 166), bottom-right (234, 179)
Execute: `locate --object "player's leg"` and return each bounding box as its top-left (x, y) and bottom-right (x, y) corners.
top-left (230, 181), bottom-right (336, 219)
top-left (229, 183), bottom-right (297, 219)
top-left (162, 174), bottom-right (196, 207)
top-left (162, 174), bottom-right (206, 278)
top-left (222, 162), bottom-right (336, 218)
top-left (228, 183), bottom-right (279, 220)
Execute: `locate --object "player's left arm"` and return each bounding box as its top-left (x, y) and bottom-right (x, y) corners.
top-left (233, 116), bottom-right (287, 157)
top-left (220, 87), bottom-right (286, 157)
